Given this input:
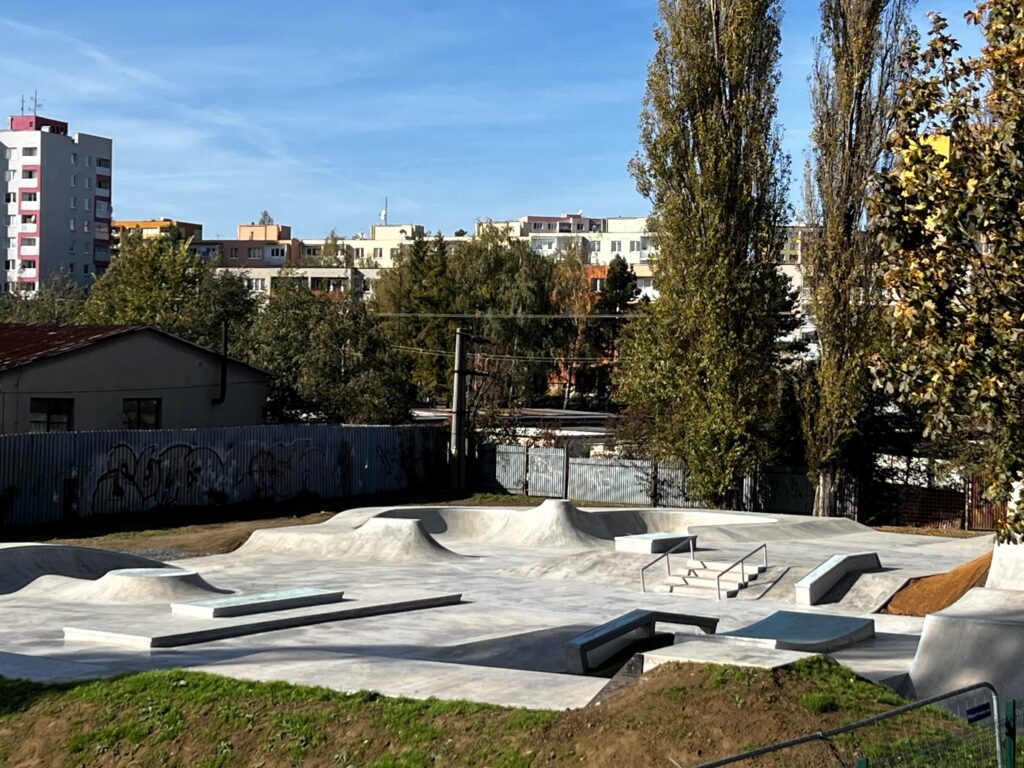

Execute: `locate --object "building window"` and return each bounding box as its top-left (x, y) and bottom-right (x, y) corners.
top-left (611, 241), bottom-right (621, 252)
top-left (591, 241), bottom-right (601, 252)
top-left (229, 247), bottom-right (238, 260)
top-left (390, 248), bottom-right (399, 258)
top-left (373, 247), bottom-right (383, 259)
top-left (70, 197), bottom-right (76, 209)
top-left (70, 175), bottom-right (76, 187)
top-left (532, 222), bottom-right (543, 231)
top-left (353, 248), bottom-right (364, 259)
top-left (70, 218), bottom-right (75, 231)
top-left (21, 170), bottom-right (36, 180)
top-left (29, 398), bottom-right (74, 433)
top-left (84, 264), bottom-right (89, 273)
top-left (269, 247), bottom-right (285, 259)
top-left (84, 198), bottom-right (91, 212)
top-left (123, 398), bottom-right (161, 429)
top-left (86, 155), bottom-right (93, 167)
top-left (21, 238), bottom-right (37, 247)
top-left (20, 260), bottom-right (36, 269)
top-left (21, 192), bottom-right (37, 202)
top-left (3, 193), bottom-right (14, 203)
top-left (85, 177), bottom-right (92, 190)
top-left (629, 240), bottom-right (640, 252)
top-left (70, 152), bottom-right (77, 165)
top-left (22, 147), bottom-right (37, 157)
top-left (83, 221), bottom-right (90, 233)
top-left (248, 247), bottom-right (261, 259)
top-left (97, 158), bottom-right (111, 169)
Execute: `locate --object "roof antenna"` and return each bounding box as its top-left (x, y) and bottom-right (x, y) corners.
top-left (30, 90), bottom-right (43, 116)
top-left (379, 196), bottom-right (388, 226)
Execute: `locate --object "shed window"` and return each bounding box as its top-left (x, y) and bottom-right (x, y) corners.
top-left (29, 398), bottom-right (74, 432)
top-left (122, 398), bottom-right (161, 430)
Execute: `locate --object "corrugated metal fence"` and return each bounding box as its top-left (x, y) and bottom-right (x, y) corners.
top-left (0, 424), bottom-right (448, 527)
top-left (477, 444), bottom-right (809, 512)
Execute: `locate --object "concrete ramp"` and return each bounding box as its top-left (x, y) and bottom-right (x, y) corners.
top-left (985, 543), bottom-right (1021, 590)
top-left (484, 499), bottom-right (605, 548)
top-left (0, 544), bottom-right (168, 595)
top-left (239, 517), bottom-right (467, 562)
top-left (909, 586), bottom-right (1024, 699)
top-left (723, 610), bottom-right (875, 653)
top-left (45, 567), bottom-right (231, 603)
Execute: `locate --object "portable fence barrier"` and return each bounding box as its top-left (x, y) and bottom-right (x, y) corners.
top-left (693, 683), bottom-right (1004, 768)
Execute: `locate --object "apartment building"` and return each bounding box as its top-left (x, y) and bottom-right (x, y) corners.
top-left (0, 115), bottom-right (112, 292)
top-left (193, 223), bottom-right (302, 268)
top-left (112, 218), bottom-right (203, 242)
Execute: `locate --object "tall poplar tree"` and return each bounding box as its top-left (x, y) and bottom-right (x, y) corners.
top-left (803, 0), bottom-right (913, 517)
top-left (618, 0), bottom-right (793, 506)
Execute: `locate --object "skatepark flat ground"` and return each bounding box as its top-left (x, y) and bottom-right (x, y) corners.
top-left (0, 504), bottom-right (995, 709)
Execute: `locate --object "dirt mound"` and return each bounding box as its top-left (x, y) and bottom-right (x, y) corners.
top-left (884, 552), bottom-right (992, 616)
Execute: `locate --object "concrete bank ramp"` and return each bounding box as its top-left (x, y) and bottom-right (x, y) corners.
top-left (723, 610), bottom-right (875, 653)
top-left (0, 543), bottom-right (169, 595)
top-left (239, 517), bottom-right (467, 562)
top-left (691, 517), bottom-right (870, 544)
top-left (909, 586), bottom-right (1024, 699)
top-left (985, 542), bottom-right (1022, 590)
top-left (26, 567), bottom-right (230, 603)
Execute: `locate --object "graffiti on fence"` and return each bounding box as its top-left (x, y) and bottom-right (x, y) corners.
top-left (88, 439), bottom-right (343, 516)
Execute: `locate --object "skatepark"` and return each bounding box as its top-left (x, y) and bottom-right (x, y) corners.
top-left (0, 499), bottom-right (1015, 711)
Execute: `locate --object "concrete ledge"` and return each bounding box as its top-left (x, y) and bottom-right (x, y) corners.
top-left (171, 587), bottom-right (346, 618)
top-left (795, 552), bottom-right (881, 606)
top-left (566, 608), bottom-right (718, 674)
top-left (614, 533), bottom-right (695, 554)
top-left (64, 592), bottom-right (463, 649)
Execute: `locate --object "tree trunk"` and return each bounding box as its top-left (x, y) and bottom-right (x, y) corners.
top-left (813, 464), bottom-right (841, 517)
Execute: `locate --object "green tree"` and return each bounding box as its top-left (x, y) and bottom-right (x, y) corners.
top-left (551, 242), bottom-right (596, 408)
top-left (82, 232), bottom-right (256, 350)
top-left (258, 210), bottom-right (274, 226)
top-left (301, 229), bottom-right (341, 267)
top-left (803, 0), bottom-right (913, 517)
top-left (592, 254), bottom-right (639, 405)
top-left (873, 1), bottom-right (1024, 539)
top-left (617, 0), bottom-right (793, 507)
top-left (0, 270), bottom-right (87, 324)
top-left (250, 273), bottom-right (414, 423)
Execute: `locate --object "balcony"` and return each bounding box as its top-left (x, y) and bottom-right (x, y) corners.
top-left (19, 222), bottom-right (37, 234)
top-left (19, 199), bottom-right (39, 212)
top-left (19, 244), bottom-right (39, 257)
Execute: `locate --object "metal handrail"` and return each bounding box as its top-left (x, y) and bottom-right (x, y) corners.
top-left (715, 543), bottom-right (767, 600)
top-left (694, 681), bottom-right (1002, 768)
top-left (639, 536), bottom-right (697, 593)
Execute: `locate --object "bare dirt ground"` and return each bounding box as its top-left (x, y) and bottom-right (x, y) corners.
top-left (884, 551), bottom-right (992, 616)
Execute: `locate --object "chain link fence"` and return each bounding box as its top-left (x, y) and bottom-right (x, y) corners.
top-left (694, 683), bottom-right (1002, 768)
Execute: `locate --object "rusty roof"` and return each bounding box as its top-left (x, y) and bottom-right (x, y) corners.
top-left (0, 324), bottom-right (266, 375)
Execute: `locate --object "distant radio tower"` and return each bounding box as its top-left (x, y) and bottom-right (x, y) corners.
top-left (380, 197), bottom-right (388, 225)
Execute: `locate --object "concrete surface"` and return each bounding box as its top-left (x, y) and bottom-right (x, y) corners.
top-left (796, 552), bottom-right (882, 605)
top-left (909, 586), bottom-right (1024, 700)
top-left (171, 586), bottom-right (347, 618)
top-left (614, 532), bottom-right (695, 554)
top-left (724, 611), bottom-right (875, 652)
top-left (0, 544), bottom-right (167, 594)
top-left (0, 504), bottom-right (996, 710)
top-left (986, 542), bottom-right (1024, 590)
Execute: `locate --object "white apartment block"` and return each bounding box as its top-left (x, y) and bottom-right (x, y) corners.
top-left (300, 223), bottom-right (472, 271)
top-left (0, 115), bottom-right (112, 292)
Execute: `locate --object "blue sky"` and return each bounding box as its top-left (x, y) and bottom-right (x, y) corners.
top-left (0, 1), bottom-right (981, 239)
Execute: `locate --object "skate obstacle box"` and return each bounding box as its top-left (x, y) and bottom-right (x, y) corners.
top-left (566, 608), bottom-right (718, 674)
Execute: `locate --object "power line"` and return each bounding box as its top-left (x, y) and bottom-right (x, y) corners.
top-left (376, 312), bottom-right (639, 320)
top-left (389, 344), bottom-right (615, 365)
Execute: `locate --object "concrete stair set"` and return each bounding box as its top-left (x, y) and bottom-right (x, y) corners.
top-left (649, 557), bottom-right (768, 598)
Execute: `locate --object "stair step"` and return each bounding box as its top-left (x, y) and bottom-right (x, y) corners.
top-left (665, 575), bottom-right (749, 591)
top-left (668, 582), bottom-right (739, 599)
top-left (684, 559), bottom-right (767, 574)
top-left (668, 570), bottom-right (758, 585)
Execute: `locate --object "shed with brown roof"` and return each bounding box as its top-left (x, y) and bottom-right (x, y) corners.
top-left (0, 324), bottom-right (267, 433)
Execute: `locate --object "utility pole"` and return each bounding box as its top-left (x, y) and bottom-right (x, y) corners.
top-left (450, 328), bottom-right (467, 495)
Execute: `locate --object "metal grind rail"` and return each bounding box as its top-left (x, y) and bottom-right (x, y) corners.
top-left (639, 536), bottom-right (697, 593)
top-left (715, 544), bottom-right (767, 600)
top-left (692, 681), bottom-right (1002, 768)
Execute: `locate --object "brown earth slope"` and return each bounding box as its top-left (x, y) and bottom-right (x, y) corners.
top-left (884, 551), bottom-right (992, 616)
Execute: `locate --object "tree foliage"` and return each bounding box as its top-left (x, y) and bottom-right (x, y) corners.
top-left (803, 0), bottom-right (913, 517)
top-left (0, 270), bottom-right (87, 324)
top-left (618, 0), bottom-right (794, 506)
top-left (82, 232), bottom-right (256, 350)
top-left (250, 272), bottom-right (414, 423)
top-left (258, 210), bottom-right (274, 226)
top-left (374, 225), bottom-right (558, 427)
top-left (873, 1), bottom-right (1024, 538)
top-left (551, 242), bottom-right (597, 407)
